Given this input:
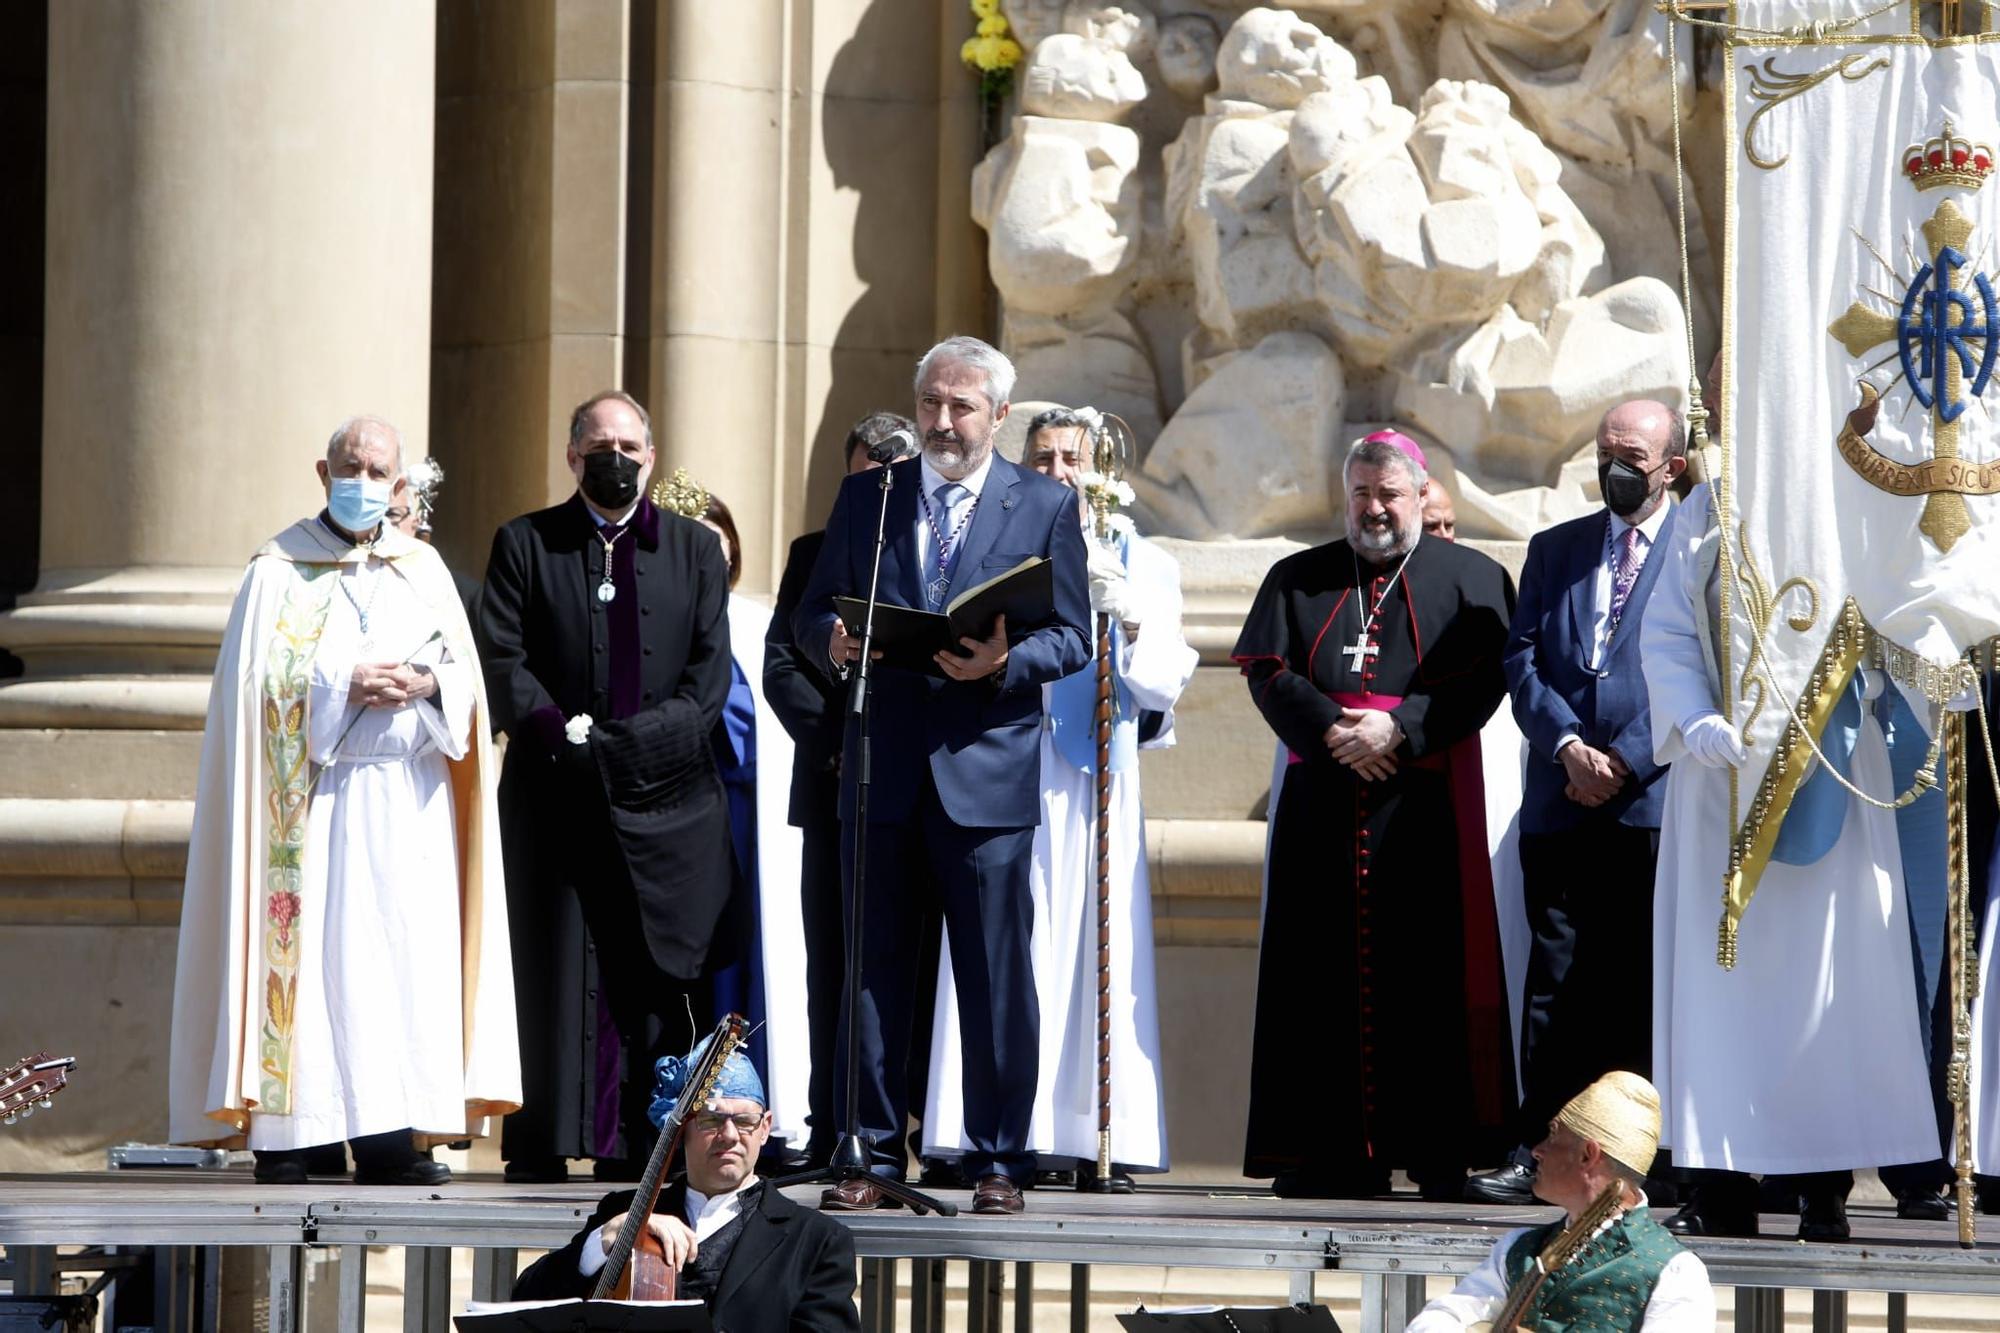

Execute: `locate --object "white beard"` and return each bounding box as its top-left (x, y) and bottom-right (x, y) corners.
top-left (923, 436), bottom-right (991, 481)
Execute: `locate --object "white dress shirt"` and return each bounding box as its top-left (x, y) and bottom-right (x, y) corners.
top-left (574, 1174), bottom-right (762, 1278)
top-left (1555, 498), bottom-right (1672, 757)
top-left (1404, 1197), bottom-right (1714, 1332)
top-left (916, 452), bottom-right (995, 586)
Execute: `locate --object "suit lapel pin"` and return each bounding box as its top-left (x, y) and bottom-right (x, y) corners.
top-left (1001, 496), bottom-right (1014, 510)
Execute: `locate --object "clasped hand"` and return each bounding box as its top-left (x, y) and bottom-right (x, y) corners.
top-left (599, 1210), bottom-right (698, 1269)
top-left (349, 662), bottom-right (435, 709)
top-left (1324, 707), bottom-right (1401, 782)
top-left (1561, 741), bottom-right (1627, 806)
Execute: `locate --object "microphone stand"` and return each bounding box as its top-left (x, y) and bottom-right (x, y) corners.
top-left (771, 455), bottom-right (955, 1217)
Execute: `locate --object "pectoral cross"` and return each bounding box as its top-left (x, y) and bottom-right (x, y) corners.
top-left (1343, 632), bottom-right (1378, 674)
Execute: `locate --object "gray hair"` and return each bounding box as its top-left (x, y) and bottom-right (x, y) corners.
top-left (914, 335), bottom-right (1017, 409)
top-left (844, 410), bottom-right (915, 462)
top-left (569, 389), bottom-right (653, 451)
top-left (326, 415), bottom-right (405, 472)
top-left (1343, 436), bottom-right (1427, 491)
top-left (1025, 407), bottom-right (1095, 449)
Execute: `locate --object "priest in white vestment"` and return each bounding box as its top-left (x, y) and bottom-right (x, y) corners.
top-left (168, 417), bottom-right (520, 1184)
top-left (923, 408), bottom-right (1198, 1182)
top-left (1643, 481), bottom-right (1935, 1209)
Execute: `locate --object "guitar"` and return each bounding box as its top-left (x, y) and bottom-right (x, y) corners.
top-left (1471, 1182), bottom-right (1626, 1333)
top-left (0, 1053), bottom-right (77, 1125)
top-left (590, 1013), bottom-right (749, 1302)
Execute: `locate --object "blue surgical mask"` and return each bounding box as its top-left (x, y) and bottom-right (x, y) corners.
top-left (327, 476), bottom-right (393, 535)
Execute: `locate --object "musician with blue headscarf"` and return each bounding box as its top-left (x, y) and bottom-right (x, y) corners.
top-left (513, 1037), bottom-right (860, 1330)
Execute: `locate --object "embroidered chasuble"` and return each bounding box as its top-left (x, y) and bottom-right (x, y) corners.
top-left (168, 517), bottom-right (521, 1148)
top-left (1501, 1208), bottom-right (1680, 1332)
top-left (1233, 535), bottom-right (1515, 1180)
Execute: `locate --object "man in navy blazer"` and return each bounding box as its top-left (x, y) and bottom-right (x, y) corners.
top-left (795, 336), bottom-right (1091, 1214)
top-left (1466, 400), bottom-right (1685, 1205)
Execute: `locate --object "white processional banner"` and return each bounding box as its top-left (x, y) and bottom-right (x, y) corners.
top-left (1723, 0), bottom-right (2000, 943)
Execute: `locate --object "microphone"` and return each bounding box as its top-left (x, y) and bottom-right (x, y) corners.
top-left (867, 428), bottom-right (919, 464)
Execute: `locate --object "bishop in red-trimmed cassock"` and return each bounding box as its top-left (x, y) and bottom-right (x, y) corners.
top-left (1233, 431), bottom-right (1516, 1199)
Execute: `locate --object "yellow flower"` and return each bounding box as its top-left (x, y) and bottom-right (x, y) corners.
top-left (972, 34), bottom-right (1005, 69)
top-left (977, 14), bottom-right (1009, 36)
top-left (970, 0), bottom-right (1000, 16)
top-left (961, 35), bottom-right (982, 66)
top-left (992, 37), bottom-right (1023, 67)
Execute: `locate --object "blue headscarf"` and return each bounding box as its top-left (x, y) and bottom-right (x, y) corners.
top-left (647, 1033), bottom-right (766, 1129)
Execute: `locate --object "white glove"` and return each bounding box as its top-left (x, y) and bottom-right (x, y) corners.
top-left (1946, 683), bottom-right (1982, 713)
top-left (1086, 540), bottom-right (1136, 625)
top-left (1680, 711), bottom-right (1745, 769)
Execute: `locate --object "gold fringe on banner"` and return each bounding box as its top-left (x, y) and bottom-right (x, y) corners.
top-left (1718, 598), bottom-right (1868, 968)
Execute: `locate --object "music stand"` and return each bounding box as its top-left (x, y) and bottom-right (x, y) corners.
top-left (455, 1299), bottom-right (713, 1331)
top-left (768, 453), bottom-right (954, 1216)
top-left (1115, 1306), bottom-right (1343, 1332)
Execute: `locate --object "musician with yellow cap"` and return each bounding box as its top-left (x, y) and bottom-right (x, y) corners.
top-left (1406, 1072), bottom-right (1715, 1331)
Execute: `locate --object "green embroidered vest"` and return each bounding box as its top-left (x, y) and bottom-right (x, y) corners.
top-left (1501, 1206), bottom-right (1682, 1332)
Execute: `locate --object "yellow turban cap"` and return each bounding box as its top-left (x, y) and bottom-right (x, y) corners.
top-left (1556, 1071), bottom-right (1661, 1178)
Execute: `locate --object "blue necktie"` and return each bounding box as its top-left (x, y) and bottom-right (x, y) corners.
top-left (925, 482), bottom-right (969, 609)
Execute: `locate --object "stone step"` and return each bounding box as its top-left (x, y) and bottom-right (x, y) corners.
top-left (0, 728), bottom-right (200, 800)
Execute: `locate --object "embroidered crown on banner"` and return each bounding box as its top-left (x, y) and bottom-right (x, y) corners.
top-left (1904, 119), bottom-right (1995, 192)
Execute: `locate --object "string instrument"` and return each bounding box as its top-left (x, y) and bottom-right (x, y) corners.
top-left (1, 1053), bottom-right (76, 1126)
top-left (1470, 1181), bottom-right (1625, 1333)
top-left (591, 1013), bottom-right (748, 1302)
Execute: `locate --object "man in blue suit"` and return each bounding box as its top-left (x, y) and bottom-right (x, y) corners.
top-left (1465, 399), bottom-right (1684, 1205)
top-left (795, 336), bottom-right (1091, 1215)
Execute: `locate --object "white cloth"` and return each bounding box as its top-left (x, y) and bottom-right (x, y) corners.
top-left (1644, 486), bottom-right (1937, 1172)
top-left (169, 519), bottom-right (520, 1149)
top-left (1725, 20), bottom-right (2000, 822)
top-left (577, 1174), bottom-right (764, 1277)
top-left (922, 533), bottom-right (1196, 1169)
top-left (1404, 1200), bottom-right (1715, 1333)
top-left (725, 593), bottom-right (809, 1151)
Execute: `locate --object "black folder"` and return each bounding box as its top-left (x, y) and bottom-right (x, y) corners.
top-left (834, 556), bottom-right (1054, 678)
top-left (1116, 1305), bottom-right (1343, 1331)
top-left (454, 1299), bottom-right (713, 1331)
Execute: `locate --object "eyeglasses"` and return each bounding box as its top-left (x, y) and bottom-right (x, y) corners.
top-left (689, 1110), bottom-right (764, 1135)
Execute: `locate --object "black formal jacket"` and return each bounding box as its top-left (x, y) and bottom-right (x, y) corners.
top-left (511, 1181), bottom-right (862, 1333)
top-left (764, 531), bottom-right (844, 829)
top-left (477, 493), bottom-right (735, 977)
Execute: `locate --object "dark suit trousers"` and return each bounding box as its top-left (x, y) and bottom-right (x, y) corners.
top-left (837, 770), bottom-right (1038, 1181)
top-left (1517, 822), bottom-right (1660, 1141)
top-left (798, 809), bottom-right (844, 1154)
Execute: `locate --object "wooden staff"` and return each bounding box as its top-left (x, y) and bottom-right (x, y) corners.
top-left (1948, 708), bottom-right (1977, 1246)
top-left (1084, 413), bottom-right (1133, 1191)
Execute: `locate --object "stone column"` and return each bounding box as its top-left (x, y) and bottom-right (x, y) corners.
top-left (2, 0), bottom-right (436, 728)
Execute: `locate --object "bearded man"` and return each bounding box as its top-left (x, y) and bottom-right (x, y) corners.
top-left (794, 336), bottom-right (1091, 1214)
top-left (1234, 431), bottom-right (1517, 1199)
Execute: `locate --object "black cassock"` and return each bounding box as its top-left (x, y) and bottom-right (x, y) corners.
top-left (1233, 535), bottom-right (1516, 1187)
top-left (477, 495), bottom-right (734, 1165)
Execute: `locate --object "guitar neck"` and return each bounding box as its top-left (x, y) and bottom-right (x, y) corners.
top-left (590, 1109), bottom-right (686, 1299)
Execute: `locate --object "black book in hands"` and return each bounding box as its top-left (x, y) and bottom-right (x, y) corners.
top-left (834, 557), bottom-right (1054, 678)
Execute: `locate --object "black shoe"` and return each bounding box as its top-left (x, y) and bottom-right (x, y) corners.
top-left (1663, 1194), bottom-right (1758, 1238)
top-left (253, 1152), bottom-right (308, 1185)
top-left (1034, 1167), bottom-right (1077, 1189)
top-left (503, 1157), bottom-right (569, 1184)
top-left (1798, 1191), bottom-right (1850, 1242)
top-left (1895, 1187), bottom-right (1950, 1221)
top-left (1463, 1161), bottom-right (1537, 1206)
top-left (917, 1159), bottom-right (967, 1190)
top-left (354, 1157), bottom-right (452, 1187)
top-left (592, 1157), bottom-right (644, 1182)
top-left (1077, 1162), bottom-right (1137, 1193)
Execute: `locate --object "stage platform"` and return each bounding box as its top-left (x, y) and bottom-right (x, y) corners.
top-left (6, 1172), bottom-right (2000, 1331)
